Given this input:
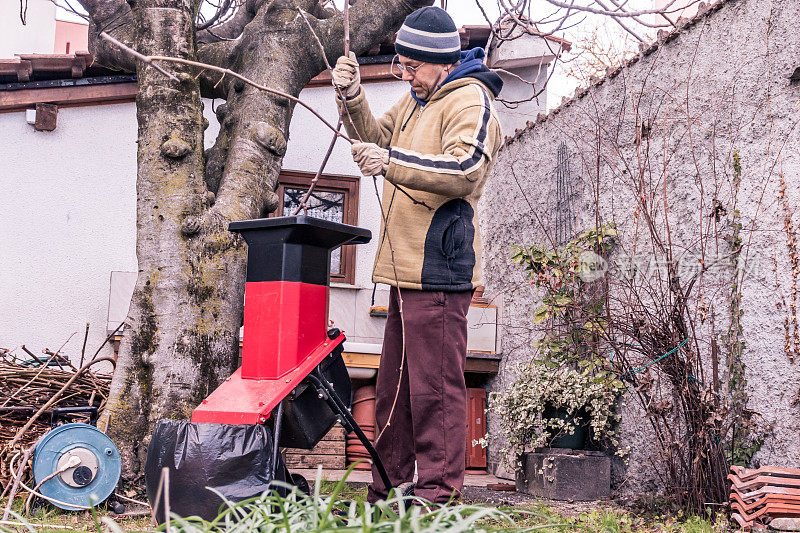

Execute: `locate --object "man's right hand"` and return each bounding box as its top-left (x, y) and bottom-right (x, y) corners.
top-left (332, 52), bottom-right (361, 99)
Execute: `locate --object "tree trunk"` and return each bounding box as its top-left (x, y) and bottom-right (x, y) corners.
top-left (100, 0), bottom-right (246, 479)
top-left (88, 0), bottom-right (433, 481)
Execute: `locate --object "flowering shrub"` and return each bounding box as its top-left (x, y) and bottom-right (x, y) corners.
top-left (489, 361), bottom-right (624, 465)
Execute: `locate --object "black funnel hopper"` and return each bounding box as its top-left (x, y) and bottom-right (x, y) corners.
top-left (229, 215), bottom-right (371, 286)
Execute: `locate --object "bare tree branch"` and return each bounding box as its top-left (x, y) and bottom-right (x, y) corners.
top-left (100, 32), bottom-right (180, 82)
top-left (196, 0), bottom-right (236, 31)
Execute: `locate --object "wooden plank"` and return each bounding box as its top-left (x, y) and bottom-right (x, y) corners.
top-left (323, 426), bottom-right (346, 440)
top-left (286, 440), bottom-right (345, 455)
top-left (465, 358), bottom-right (499, 374)
top-left (344, 351), bottom-right (499, 373)
top-left (0, 82), bottom-right (137, 112)
top-left (284, 454), bottom-right (346, 469)
top-left (342, 352), bottom-right (380, 369)
top-left (467, 351), bottom-right (502, 358)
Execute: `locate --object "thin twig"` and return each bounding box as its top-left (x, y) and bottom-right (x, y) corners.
top-left (292, 7), bottom-right (360, 214)
top-left (90, 321), bottom-right (124, 361)
top-left (99, 32), bottom-right (180, 82)
top-left (1, 439), bottom-right (41, 520)
top-left (164, 467), bottom-right (171, 533)
top-left (291, 120), bottom-right (343, 215)
top-left (343, 0), bottom-right (350, 56)
top-left (296, 7), bottom-right (433, 211)
top-left (79, 322), bottom-right (89, 367)
top-left (372, 178), bottom-right (408, 446)
top-left (296, 7), bottom-right (361, 140)
top-left (140, 53), bottom-right (349, 142)
top-left (7, 356), bottom-right (116, 450)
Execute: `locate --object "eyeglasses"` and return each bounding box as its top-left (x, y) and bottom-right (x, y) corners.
top-left (391, 55), bottom-right (426, 79)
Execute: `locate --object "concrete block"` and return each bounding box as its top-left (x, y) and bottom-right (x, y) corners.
top-left (515, 449), bottom-right (611, 501)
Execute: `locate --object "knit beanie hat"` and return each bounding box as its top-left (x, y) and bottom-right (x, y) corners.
top-left (395, 6), bottom-right (461, 64)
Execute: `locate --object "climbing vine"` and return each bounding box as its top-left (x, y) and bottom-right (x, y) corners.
top-left (721, 150), bottom-right (766, 467)
top-left (778, 169), bottom-right (799, 363)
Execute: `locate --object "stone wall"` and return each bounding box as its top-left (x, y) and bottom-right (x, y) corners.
top-left (480, 0), bottom-right (800, 496)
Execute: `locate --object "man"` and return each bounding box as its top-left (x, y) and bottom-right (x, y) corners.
top-left (332, 6), bottom-right (503, 504)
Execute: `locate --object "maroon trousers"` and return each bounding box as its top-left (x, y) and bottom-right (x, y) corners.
top-left (368, 287), bottom-right (473, 504)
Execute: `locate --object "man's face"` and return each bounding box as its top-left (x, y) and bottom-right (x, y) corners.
top-left (397, 55), bottom-right (452, 101)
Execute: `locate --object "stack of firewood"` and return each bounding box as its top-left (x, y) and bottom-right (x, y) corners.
top-left (284, 426), bottom-right (347, 470)
top-left (0, 347), bottom-right (111, 491)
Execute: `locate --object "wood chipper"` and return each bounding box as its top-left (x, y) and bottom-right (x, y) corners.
top-left (144, 215), bottom-right (393, 522)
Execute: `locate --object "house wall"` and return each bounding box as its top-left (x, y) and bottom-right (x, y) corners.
top-left (0, 84), bottom-right (391, 359)
top-left (0, 67), bottom-right (538, 360)
top-left (54, 20), bottom-right (89, 54)
top-left (1, 0), bottom-right (569, 365)
top-left (0, 103), bottom-right (139, 362)
top-left (481, 0), bottom-right (800, 493)
top-left (0, 0), bottom-right (56, 57)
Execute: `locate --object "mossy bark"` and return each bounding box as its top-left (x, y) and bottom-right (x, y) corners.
top-left (85, 0), bottom-right (432, 480)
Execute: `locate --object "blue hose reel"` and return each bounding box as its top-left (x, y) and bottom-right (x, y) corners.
top-left (31, 408), bottom-right (122, 511)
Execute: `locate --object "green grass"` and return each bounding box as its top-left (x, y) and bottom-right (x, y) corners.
top-left (314, 479), bottom-right (368, 505)
top-left (158, 469), bottom-right (538, 532)
top-left (1, 468), bottom-right (731, 532)
top-left (0, 490), bottom-right (151, 532)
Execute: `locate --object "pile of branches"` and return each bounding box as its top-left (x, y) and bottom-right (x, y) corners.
top-left (0, 346), bottom-right (112, 492)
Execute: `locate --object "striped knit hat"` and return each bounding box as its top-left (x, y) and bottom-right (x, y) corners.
top-left (395, 6), bottom-right (461, 64)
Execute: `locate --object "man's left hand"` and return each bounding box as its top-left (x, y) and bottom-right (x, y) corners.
top-left (351, 142), bottom-right (389, 176)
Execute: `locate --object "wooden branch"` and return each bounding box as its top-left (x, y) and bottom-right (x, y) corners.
top-left (343, 0), bottom-right (350, 56)
top-left (7, 356), bottom-right (116, 450)
top-left (319, 0), bottom-right (432, 61)
top-left (291, 1), bottom-right (352, 216)
top-left (100, 32), bottom-right (180, 82)
top-left (153, 56), bottom-right (349, 142)
top-left (291, 120), bottom-right (343, 216)
top-left (100, 32), bottom-right (350, 142)
top-left (297, 8), bottom-right (361, 138)
top-left (297, 7), bottom-right (433, 211)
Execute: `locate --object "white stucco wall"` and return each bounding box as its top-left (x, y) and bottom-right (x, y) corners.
top-left (0, 0), bottom-right (56, 57)
top-left (0, 99), bottom-right (223, 361)
top-left (0, 103), bottom-right (137, 360)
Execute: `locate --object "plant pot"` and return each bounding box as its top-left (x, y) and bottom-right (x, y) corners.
top-left (516, 449), bottom-right (611, 501)
top-left (542, 405), bottom-right (590, 449)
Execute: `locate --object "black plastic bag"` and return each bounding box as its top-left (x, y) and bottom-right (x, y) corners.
top-left (145, 420), bottom-right (286, 523)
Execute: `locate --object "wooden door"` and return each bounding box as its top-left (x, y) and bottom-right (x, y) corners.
top-left (465, 388), bottom-right (487, 469)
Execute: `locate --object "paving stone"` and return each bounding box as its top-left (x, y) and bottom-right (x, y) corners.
top-left (769, 518), bottom-right (800, 531)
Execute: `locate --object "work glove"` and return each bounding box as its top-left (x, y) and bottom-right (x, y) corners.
top-left (351, 142), bottom-right (389, 176)
top-left (332, 52), bottom-right (361, 99)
